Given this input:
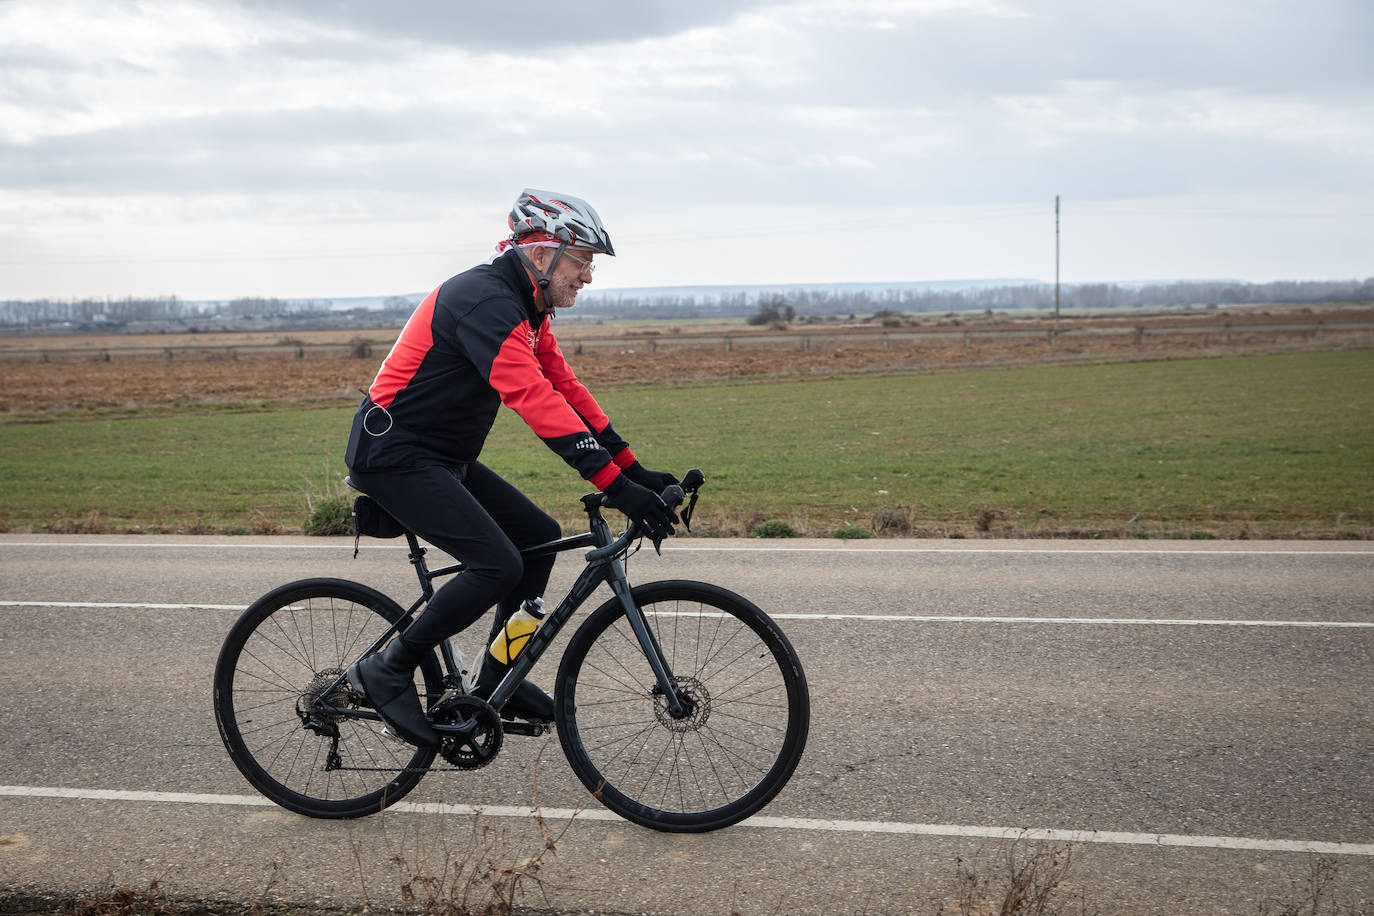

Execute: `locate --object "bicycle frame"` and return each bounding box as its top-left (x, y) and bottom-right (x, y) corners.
top-left (324, 489), bottom-right (688, 726)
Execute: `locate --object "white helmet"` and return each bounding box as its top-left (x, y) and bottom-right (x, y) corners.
top-left (508, 189), bottom-right (615, 256)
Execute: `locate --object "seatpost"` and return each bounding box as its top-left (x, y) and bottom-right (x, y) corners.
top-left (404, 532), bottom-right (434, 600)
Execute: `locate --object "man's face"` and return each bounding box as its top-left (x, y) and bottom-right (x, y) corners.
top-left (538, 246), bottom-right (596, 311)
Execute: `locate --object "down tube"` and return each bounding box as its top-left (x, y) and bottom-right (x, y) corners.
top-left (485, 555), bottom-right (607, 710)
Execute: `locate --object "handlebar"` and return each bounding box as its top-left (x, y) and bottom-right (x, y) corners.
top-left (585, 468), bottom-right (705, 562)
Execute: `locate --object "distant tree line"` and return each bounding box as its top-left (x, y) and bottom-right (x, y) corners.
top-left (3, 278), bottom-right (1370, 328)
top-left (577, 277), bottom-right (1374, 319)
top-left (0, 295), bottom-right (336, 327)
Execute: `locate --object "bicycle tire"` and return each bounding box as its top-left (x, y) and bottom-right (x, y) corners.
top-left (555, 580), bottom-right (809, 832)
top-left (213, 577), bottom-right (443, 818)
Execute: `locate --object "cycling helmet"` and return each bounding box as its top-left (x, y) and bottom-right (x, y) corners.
top-left (508, 189), bottom-right (615, 256)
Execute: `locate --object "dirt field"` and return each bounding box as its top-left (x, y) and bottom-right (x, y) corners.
top-left (2, 305), bottom-right (1371, 413)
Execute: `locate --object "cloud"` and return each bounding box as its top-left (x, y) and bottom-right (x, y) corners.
top-left (1, 0), bottom-right (1371, 298)
top-left (224, 0), bottom-right (764, 49)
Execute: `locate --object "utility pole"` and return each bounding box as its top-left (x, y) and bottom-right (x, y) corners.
top-left (1054, 194), bottom-right (1061, 331)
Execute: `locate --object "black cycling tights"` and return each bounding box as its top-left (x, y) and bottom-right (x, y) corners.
top-left (348, 462), bottom-right (561, 652)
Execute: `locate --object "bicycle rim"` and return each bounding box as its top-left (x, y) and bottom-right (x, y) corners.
top-left (556, 580), bottom-right (809, 832)
top-left (213, 578), bottom-right (441, 818)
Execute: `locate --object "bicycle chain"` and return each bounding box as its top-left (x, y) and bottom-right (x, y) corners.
top-left (330, 764), bottom-right (467, 774)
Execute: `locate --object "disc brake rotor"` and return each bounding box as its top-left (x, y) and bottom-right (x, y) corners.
top-left (653, 676), bottom-right (711, 733)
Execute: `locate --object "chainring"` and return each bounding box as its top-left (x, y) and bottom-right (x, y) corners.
top-left (434, 695), bottom-right (504, 770)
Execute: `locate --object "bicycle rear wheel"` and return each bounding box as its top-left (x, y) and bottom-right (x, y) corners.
top-left (555, 580), bottom-right (809, 832)
top-left (213, 578), bottom-right (443, 818)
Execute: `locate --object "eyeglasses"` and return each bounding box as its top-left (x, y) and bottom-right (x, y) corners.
top-left (563, 250), bottom-right (596, 275)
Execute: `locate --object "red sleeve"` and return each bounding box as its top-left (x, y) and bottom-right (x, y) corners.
top-left (488, 322), bottom-right (621, 485)
top-left (536, 327), bottom-right (636, 468)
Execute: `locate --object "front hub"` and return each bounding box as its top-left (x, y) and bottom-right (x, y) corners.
top-left (653, 676), bottom-right (710, 732)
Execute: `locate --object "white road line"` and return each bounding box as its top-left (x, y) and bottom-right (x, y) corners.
top-left (0, 541), bottom-right (1371, 556)
top-left (0, 541), bottom-right (353, 549)
top-left (671, 547), bottom-right (1374, 557)
top-left (767, 613), bottom-right (1374, 628)
top-left (2, 785), bottom-right (1370, 856)
top-left (2, 600), bottom-right (1370, 628)
top-left (0, 600), bottom-right (244, 611)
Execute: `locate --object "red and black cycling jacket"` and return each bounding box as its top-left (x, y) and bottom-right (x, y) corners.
top-left (345, 250), bottom-right (634, 490)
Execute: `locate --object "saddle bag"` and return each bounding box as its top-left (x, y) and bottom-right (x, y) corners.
top-left (352, 495), bottom-right (407, 539)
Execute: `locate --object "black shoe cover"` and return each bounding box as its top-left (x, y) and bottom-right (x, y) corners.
top-left (475, 662), bottom-right (555, 721)
top-left (347, 638), bottom-right (439, 747)
top-left (505, 681), bottom-right (555, 721)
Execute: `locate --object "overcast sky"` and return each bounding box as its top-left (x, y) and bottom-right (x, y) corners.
top-left (2, 0), bottom-right (1371, 301)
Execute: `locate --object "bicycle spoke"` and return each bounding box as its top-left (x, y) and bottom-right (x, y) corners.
top-left (560, 584), bottom-right (807, 830)
top-left (215, 580), bottom-right (438, 818)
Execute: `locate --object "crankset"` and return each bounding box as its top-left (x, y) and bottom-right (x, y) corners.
top-left (432, 694), bottom-right (503, 770)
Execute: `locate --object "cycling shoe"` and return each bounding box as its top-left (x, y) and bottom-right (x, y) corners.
top-left (347, 639), bottom-right (440, 748)
top-left (475, 663), bottom-right (554, 722)
top-left (503, 681), bottom-right (555, 722)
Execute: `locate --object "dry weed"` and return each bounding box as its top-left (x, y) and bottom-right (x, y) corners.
top-left (353, 750), bottom-right (576, 915)
top-left (1257, 857), bottom-right (1371, 916)
top-left (939, 841), bottom-right (1094, 916)
top-left (65, 878), bottom-right (170, 916)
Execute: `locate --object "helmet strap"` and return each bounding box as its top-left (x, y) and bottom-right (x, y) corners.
top-left (509, 239), bottom-right (569, 311)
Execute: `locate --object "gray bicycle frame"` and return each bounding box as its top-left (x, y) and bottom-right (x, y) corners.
top-left (334, 490), bottom-right (686, 722)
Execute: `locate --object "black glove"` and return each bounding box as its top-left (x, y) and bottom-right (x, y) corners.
top-left (622, 461), bottom-right (679, 493)
top-left (604, 474), bottom-right (678, 541)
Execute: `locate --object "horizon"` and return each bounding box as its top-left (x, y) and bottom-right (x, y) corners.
top-left (12, 273), bottom-right (1374, 308)
top-left (6, 275), bottom-right (1371, 323)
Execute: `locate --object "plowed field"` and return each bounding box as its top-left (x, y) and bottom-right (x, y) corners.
top-left (2, 306), bottom-right (1371, 413)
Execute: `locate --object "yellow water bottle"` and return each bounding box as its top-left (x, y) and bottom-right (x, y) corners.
top-left (488, 598), bottom-right (545, 665)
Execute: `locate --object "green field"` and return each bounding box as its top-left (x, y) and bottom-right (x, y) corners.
top-left (1, 350), bottom-right (1370, 538)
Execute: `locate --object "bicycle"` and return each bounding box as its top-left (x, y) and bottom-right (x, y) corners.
top-left (212, 469), bottom-right (810, 832)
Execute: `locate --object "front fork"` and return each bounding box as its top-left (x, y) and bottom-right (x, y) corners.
top-left (604, 557), bottom-right (687, 719)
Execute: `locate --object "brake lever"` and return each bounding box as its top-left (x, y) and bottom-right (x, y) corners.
top-left (680, 490), bottom-right (699, 533)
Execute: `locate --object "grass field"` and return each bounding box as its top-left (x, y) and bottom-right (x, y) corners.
top-left (1, 349), bottom-right (1370, 538)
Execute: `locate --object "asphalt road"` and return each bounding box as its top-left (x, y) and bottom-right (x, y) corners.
top-left (1, 535), bottom-right (1372, 915)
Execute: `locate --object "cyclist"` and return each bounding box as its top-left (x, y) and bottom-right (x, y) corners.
top-left (344, 189), bottom-right (679, 747)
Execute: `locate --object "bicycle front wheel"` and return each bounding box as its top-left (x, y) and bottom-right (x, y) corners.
top-left (213, 578), bottom-right (443, 818)
top-left (555, 580), bottom-right (809, 832)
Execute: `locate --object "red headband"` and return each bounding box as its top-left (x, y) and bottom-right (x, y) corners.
top-left (495, 230), bottom-right (563, 254)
